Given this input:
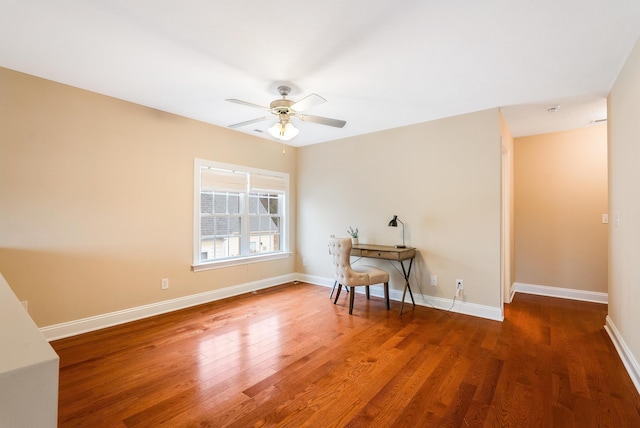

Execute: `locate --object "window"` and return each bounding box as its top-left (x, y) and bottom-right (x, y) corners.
top-left (193, 159), bottom-right (289, 270)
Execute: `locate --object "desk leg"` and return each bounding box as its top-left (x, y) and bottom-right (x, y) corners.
top-left (398, 258), bottom-right (415, 315)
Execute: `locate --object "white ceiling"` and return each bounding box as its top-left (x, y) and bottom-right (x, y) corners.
top-left (1, 1), bottom-right (639, 146)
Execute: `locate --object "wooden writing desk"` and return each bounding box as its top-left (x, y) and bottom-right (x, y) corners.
top-left (351, 244), bottom-right (416, 314)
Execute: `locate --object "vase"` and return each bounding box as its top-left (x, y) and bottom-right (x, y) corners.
top-left (351, 237), bottom-right (359, 246)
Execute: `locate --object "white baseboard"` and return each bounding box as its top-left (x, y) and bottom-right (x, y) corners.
top-left (514, 282), bottom-right (608, 304)
top-left (298, 273), bottom-right (334, 288)
top-left (47, 276), bottom-right (607, 342)
top-left (508, 283), bottom-right (516, 303)
top-left (298, 274), bottom-right (504, 322)
top-left (605, 316), bottom-right (640, 395)
top-left (41, 272), bottom-right (506, 341)
top-left (40, 273), bottom-right (296, 341)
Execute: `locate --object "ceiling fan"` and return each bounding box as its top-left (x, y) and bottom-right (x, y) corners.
top-left (226, 86), bottom-right (346, 141)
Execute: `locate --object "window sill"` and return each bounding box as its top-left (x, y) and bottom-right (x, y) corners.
top-left (192, 252), bottom-right (292, 272)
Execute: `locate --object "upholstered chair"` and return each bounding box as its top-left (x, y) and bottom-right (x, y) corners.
top-left (328, 236), bottom-right (390, 314)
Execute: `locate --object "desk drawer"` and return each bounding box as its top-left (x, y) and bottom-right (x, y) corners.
top-left (361, 249), bottom-right (401, 260)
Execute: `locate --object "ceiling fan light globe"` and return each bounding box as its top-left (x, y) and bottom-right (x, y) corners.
top-left (283, 122), bottom-right (299, 139)
top-left (268, 121), bottom-right (298, 141)
top-left (267, 122), bottom-right (282, 139)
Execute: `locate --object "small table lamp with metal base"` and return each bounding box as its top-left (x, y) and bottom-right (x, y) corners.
top-left (388, 215), bottom-right (406, 248)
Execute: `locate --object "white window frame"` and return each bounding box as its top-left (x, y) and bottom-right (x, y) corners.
top-left (192, 158), bottom-right (290, 272)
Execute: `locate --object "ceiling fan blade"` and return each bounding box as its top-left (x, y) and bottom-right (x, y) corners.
top-left (226, 99), bottom-right (269, 111)
top-left (228, 117), bottom-right (272, 128)
top-left (290, 93), bottom-right (326, 112)
top-left (298, 114), bottom-right (346, 128)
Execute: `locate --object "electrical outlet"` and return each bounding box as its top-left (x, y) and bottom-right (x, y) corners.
top-left (302, 257), bottom-right (307, 267)
top-left (456, 279), bottom-right (463, 290)
top-left (431, 275), bottom-right (438, 286)
top-left (161, 278), bottom-right (169, 290)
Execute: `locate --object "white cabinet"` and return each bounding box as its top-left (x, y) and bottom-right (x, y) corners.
top-left (0, 273), bottom-right (59, 428)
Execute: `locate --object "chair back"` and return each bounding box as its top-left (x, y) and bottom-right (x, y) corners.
top-left (329, 236), bottom-right (352, 280)
top-left (329, 236), bottom-right (370, 287)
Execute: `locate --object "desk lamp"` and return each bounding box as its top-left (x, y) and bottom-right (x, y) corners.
top-left (388, 215), bottom-right (406, 248)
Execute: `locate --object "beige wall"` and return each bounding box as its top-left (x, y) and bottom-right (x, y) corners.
top-left (296, 109), bottom-right (503, 310)
top-left (0, 67), bottom-right (506, 326)
top-left (513, 126), bottom-right (608, 293)
top-left (0, 67), bottom-right (297, 327)
top-left (608, 38), bottom-right (640, 374)
top-left (499, 111), bottom-right (515, 302)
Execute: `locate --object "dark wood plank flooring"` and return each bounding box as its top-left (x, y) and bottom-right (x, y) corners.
top-left (52, 282), bottom-right (640, 427)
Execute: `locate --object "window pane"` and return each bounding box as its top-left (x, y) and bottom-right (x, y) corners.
top-left (270, 216), bottom-right (281, 232)
top-left (228, 194), bottom-right (240, 214)
top-left (269, 197), bottom-right (279, 214)
top-left (200, 238), bottom-right (216, 260)
top-left (271, 216), bottom-right (280, 230)
top-left (248, 195), bottom-right (258, 214)
top-left (213, 193), bottom-right (227, 214)
top-left (228, 236), bottom-right (241, 257)
top-left (201, 216), bottom-right (214, 236)
top-left (259, 196), bottom-right (268, 214)
top-left (229, 216), bottom-right (241, 234)
top-left (201, 193), bottom-right (213, 214)
top-left (249, 216), bottom-right (260, 232)
top-left (213, 217), bottom-right (227, 234)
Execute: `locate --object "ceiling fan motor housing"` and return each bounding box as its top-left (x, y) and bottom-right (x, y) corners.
top-left (270, 85), bottom-right (295, 116)
top-left (270, 99), bottom-right (295, 119)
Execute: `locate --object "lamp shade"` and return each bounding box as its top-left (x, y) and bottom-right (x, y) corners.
top-left (268, 120), bottom-right (299, 141)
top-left (388, 215), bottom-right (398, 227)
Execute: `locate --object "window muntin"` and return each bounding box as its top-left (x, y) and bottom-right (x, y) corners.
top-left (194, 159), bottom-right (288, 267)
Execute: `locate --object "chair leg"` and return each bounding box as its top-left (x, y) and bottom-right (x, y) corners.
top-left (349, 287), bottom-right (355, 314)
top-left (329, 280), bottom-right (338, 298)
top-left (333, 284), bottom-right (342, 304)
top-left (365, 286), bottom-right (370, 300)
top-left (384, 282), bottom-right (390, 310)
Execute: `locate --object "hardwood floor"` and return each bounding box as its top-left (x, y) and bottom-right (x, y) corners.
top-left (52, 282), bottom-right (640, 427)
